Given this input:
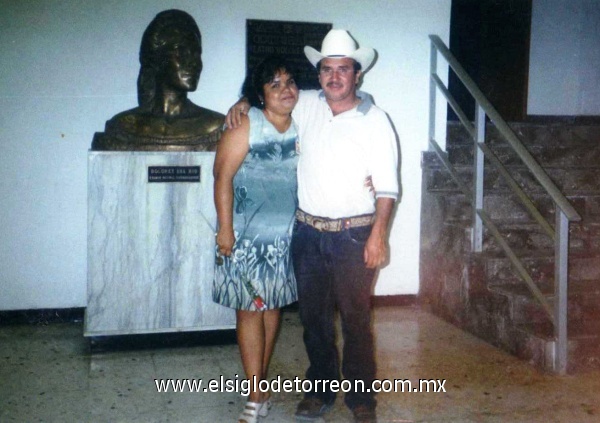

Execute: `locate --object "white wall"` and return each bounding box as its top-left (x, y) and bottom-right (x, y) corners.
top-left (528, 0), bottom-right (600, 115)
top-left (0, 0), bottom-right (451, 310)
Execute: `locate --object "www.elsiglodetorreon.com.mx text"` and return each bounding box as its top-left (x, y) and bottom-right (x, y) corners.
top-left (154, 375), bottom-right (447, 395)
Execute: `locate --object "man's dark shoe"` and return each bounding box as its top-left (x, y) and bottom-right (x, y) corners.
top-left (295, 397), bottom-right (333, 421)
top-left (352, 404), bottom-right (377, 423)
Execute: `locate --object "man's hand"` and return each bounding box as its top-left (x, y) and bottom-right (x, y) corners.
top-left (364, 229), bottom-right (388, 269)
top-left (225, 98), bottom-right (250, 129)
top-left (363, 197), bottom-right (395, 268)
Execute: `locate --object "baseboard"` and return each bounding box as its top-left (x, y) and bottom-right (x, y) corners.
top-left (264, 296), bottom-right (418, 309)
top-left (0, 307), bottom-right (85, 325)
top-left (0, 295), bottom-right (417, 327)
top-left (371, 295), bottom-right (417, 307)
top-left (89, 329), bottom-right (237, 353)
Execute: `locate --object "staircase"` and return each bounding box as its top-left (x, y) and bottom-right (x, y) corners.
top-left (420, 121), bottom-right (600, 373)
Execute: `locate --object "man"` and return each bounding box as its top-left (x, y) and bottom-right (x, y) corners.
top-left (292, 29), bottom-right (398, 423)
top-left (228, 29), bottom-right (399, 423)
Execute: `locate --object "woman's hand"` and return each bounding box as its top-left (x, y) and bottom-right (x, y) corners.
top-left (364, 175), bottom-right (374, 193)
top-left (216, 226), bottom-right (235, 257)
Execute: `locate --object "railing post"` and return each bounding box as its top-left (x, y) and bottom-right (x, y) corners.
top-left (429, 40), bottom-right (437, 149)
top-left (554, 208), bottom-right (569, 374)
top-left (472, 104), bottom-right (485, 252)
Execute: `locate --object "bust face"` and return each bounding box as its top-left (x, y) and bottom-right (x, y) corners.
top-left (160, 31), bottom-right (203, 92)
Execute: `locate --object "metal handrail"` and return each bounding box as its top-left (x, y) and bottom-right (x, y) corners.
top-left (428, 34), bottom-right (581, 374)
top-left (429, 35), bottom-right (581, 221)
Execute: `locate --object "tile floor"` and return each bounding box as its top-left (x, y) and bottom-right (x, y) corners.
top-left (1, 306), bottom-right (599, 422)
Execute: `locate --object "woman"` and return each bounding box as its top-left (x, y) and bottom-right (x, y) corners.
top-left (92, 9), bottom-right (224, 151)
top-left (213, 56), bottom-right (299, 423)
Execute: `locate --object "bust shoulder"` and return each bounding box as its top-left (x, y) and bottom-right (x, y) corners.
top-left (92, 104), bottom-right (225, 152)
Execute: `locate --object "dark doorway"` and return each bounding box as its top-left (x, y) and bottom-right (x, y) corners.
top-left (448, 0), bottom-right (532, 122)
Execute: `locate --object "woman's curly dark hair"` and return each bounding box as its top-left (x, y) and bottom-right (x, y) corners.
top-left (242, 55), bottom-right (296, 109)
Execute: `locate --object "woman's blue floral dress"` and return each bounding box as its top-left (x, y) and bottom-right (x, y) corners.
top-left (213, 107), bottom-right (298, 311)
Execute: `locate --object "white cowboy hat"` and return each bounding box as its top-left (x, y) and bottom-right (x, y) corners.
top-left (304, 29), bottom-right (375, 70)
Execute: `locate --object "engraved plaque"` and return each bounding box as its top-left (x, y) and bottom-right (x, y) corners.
top-left (246, 19), bottom-right (332, 90)
top-left (148, 166), bottom-right (201, 183)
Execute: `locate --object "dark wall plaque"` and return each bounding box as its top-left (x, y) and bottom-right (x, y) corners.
top-left (148, 166), bottom-right (201, 183)
top-left (246, 19), bottom-right (332, 90)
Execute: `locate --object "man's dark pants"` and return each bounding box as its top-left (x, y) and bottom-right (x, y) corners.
top-left (291, 220), bottom-right (377, 411)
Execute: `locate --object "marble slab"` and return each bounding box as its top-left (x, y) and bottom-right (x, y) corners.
top-left (85, 151), bottom-right (235, 336)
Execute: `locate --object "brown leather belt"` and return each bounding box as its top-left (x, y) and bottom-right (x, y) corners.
top-left (296, 209), bottom-right (374, 232)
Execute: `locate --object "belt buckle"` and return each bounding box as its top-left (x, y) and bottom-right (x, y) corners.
top-left (311, 217), bottom-right (325, 231)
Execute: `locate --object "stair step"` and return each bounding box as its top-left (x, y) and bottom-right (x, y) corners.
top-left (447, 143), bottom-right (600, 169)
top-left (424, 191), bottom-right (559, 223)
top-left (488, 285), bottom-right (552, 325)
top-left (424, 190), bottom-right (600, 254)
top-left (424, 157), bottom-right (600, 196)
top-left (481, 253), bottom-right (600, 287)
top-left (517, 320), bottom-right (600, 339)
top-left (488, 284), bottom-right (600, 326)
top-left (447, 121), bottom-right (600, 148)
top-left (515, 321), bottom-right (600, 372)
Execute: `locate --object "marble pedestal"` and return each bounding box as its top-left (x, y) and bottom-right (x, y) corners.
top-left (85, 151), bottom-right (235, 336)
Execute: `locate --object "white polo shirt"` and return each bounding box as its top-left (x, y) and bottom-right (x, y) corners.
top-left (293, 90), bottom-right (399, 219)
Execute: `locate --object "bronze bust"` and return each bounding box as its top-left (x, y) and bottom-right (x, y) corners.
top-left (92, 10), bottom-right (224, 151)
